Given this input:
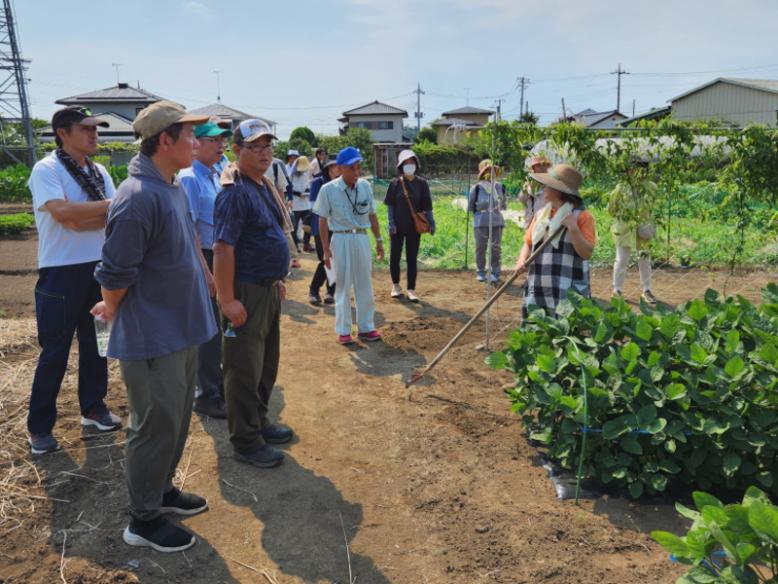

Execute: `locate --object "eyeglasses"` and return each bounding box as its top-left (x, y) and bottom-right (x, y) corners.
top-left (241, 142), bottom-right (273, 153)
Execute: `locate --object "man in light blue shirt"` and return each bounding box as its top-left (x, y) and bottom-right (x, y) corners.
top-left (313, 147), bottom-right (385, 344)
top-left (179, 120), bottom-right (231, 419)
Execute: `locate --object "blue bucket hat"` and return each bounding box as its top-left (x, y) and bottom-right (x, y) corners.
top-left (336, 146), bottom-right (363, 166)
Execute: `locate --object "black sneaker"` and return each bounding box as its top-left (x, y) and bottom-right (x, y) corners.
top-left (160, 487), bottom-right (208, 516)
top-left (261, 423), bottom-right (294, 444)
top-left (309, 292), bottom-right (322, 305)
top-left (641, 290), bottom-right (658, 305)
top-left (29, 433), bottom-right (61, 455)
top-left (123, 515), bottom-right (196, 553)
top-left (81, 405), bottom-right (122, 432)
top-left (323, 293), bottom-right (335, 305)
top-left (234, 444), bottom-right (284, 468)
top-left (193, 397), bottom-right (227, 419)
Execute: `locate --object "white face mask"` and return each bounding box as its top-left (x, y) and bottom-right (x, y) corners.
top-left (402, 163), bottom-right (416, 176)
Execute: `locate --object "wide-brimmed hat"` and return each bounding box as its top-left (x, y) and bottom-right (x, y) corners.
top-left (396, 149), bottom-right (420, 169)
top-left (529, 164), bottom-right (583, 197)
top-left (295, 156), bottom-right (311, 172)
top-left (478, 159), bottom-right (501, 179)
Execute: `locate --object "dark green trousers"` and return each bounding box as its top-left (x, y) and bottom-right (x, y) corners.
top-left (121, 347), bottom-right (197, 521)
top-left (222, 280), bottom-right (281, 453)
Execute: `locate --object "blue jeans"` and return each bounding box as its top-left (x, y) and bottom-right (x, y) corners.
top-left (28, 261), bottom-right (108, 435)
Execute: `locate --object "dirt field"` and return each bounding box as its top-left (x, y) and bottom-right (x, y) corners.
top-left (1, 231), bottom-right (775, 584)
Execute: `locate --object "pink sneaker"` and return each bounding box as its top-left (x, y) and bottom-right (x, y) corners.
top-left (358, 330), bottom-right (382, 342)
top-left (338, 334), bottom-right (354, 345)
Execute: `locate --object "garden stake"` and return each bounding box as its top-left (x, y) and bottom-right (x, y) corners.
top-left (574, 364), bottom-right (589, 504)
top-left (406, 224), bottom-right (567, 393)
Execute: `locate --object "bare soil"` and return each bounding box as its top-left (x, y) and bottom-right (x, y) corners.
top-left (1, 233), bottom-right (775, 584)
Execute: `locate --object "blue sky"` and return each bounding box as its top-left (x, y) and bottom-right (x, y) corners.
top-left (14, 0), bottom-right (778, 138)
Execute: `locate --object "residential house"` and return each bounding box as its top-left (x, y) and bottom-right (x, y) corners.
top-left (431, 106), bottom-right (494, 145)
top-left (572, 109), bottom-right (628, 129)
top-left (188, 102), bottom-right (277, 134)
top-left (339, 101), bottom-right (408, 143)
top-left (39, 82), bottom-right (167, 143)
top-left (670, 78), bottom-right (778, 127)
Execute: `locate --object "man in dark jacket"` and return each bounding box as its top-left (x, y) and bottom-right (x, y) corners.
top-left (213, 119), bottom-right (293, 469)
top-left (92, 101), bottom-right (214, 553)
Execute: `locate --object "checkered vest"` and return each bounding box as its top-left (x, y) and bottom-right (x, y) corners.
top-left (523, 211), bottom-right (591, 318)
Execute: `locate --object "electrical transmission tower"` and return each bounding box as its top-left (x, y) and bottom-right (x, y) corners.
top-left (0, 0), bottom-right (35, 165)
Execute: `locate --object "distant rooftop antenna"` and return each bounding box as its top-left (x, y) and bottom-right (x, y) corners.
top-left (0, 0), bottom-right (35, 165)
top-left (111, 63), bottom-right (122, 84)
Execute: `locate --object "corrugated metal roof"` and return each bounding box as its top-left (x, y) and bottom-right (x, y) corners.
top-left (670, 78), bottom-right (778, 102)
top-left (56, 84), bottom-right (166, 104)
top-left (342, 100), bottom-right (408, 116)
top-left (188, 103), bottom-right (277, 126)
top-left (576, 110), bottom-right (627, 127)
top-left (442, 106), bottom-right (494, 116)
top-left (618, 106), bottom-right (671, 126)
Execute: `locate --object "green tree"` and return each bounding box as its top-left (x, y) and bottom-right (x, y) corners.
top-left (414, 127), bottom-right (437, 144)
top-left (519, 111), bottom-right (539, 125)
top-left (289, 126), bottom-right (317, 147)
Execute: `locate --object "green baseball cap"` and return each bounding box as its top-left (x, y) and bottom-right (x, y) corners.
top-left (194, 120), bottom-right (231, 139)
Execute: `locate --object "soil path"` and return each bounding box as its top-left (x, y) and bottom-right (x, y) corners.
top-left (0, 239), bottom-right (775, 583)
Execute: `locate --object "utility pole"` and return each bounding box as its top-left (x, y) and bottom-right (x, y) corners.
top-left (464, 87), bottom-right (470, 106)
top-left (632, 99), bottom-right (636, 118)
top-left (213, 69), bottom-right (223, 102)
top-left (0, 0), bottom-right (35, 164)
top-left (494, 98), bottom-right (503, 121)
top-left (517, 76), bottom-right (530, 117)
top-left (111, 63), bottom-right (122, 84)
top-left (413, 82), bottom-right (424, 132)
top-left (610, 63), bottom-right (630, 113)
top-left (561, 97), bottom-right (567, 121)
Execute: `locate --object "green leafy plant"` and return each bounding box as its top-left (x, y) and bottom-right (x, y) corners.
top-left (652, 487), bottom-right (778, 583)
top-left (0, 163), bottom-right (32, 202)
top-left (489, 286), bottom-right (778, 499)
top-left (0, 212), bottom-right (34, 234)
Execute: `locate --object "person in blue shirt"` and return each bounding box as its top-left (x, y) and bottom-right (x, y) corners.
top-left (213, 119), bottom-right (292, 469)
top-left (313, 147), bottom-right (385, 345)
top-left (308, 158), bottom-right (340, 304)
top-left (179, 120), bottom-right (231, 419)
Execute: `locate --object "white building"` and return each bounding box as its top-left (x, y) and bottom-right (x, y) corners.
top-left (339, 101), bottom-right (408, 143)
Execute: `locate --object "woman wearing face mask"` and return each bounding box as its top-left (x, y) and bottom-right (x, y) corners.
top-left (383, 150), bottom-right (435, 302)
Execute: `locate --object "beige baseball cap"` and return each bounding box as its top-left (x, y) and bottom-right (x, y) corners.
top-left (133, 100), bottom-right (210, 140)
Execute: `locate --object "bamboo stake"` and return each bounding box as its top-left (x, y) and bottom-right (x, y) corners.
top-left (406, 224), bottom-right (567, 393)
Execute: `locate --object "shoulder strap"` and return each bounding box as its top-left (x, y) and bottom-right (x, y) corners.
top-left (399, 177), bottom-right (418, 214)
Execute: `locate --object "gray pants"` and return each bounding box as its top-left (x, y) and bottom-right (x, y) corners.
top-left (196, 250), bottom-right (223, 401)
top-left (121, 346), bottom-right (197, 521)
top-left (474, 226), bottom-right (503, 277)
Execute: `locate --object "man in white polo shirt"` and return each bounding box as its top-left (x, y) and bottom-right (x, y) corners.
top-left (27, 106), bottom-right (121, 454)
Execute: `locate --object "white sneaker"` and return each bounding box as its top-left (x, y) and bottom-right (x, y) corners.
top-left (407, 290), bottom-right (419, 303)
top-left (391, 284), bottom-right (403, 298)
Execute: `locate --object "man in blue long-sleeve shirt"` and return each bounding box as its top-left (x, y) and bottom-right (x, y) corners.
top-left (92, 101), bottom-right (214, 553)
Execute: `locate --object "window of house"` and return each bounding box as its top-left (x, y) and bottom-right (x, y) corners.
top-left (353, 120), bottom-right (394, 130)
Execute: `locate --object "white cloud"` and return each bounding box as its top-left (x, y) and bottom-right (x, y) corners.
top-left (183, 1), bottom-right (211, 17)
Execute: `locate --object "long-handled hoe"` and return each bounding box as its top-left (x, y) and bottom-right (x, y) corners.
top-left (405, 224), bottom-right (567, 397)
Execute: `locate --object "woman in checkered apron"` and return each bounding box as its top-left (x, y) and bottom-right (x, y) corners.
top-left (513, 164), bottom-right (597, 319)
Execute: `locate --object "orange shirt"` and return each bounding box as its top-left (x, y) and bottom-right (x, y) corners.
top-left (524, 209), bottom-right (597, 247)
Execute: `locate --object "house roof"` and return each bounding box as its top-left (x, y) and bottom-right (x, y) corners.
top-left (442, 106), bottom-right (494, 116)
top-left (39, 112), bottom-right (136, 141)
top-left (573, 108), bottom-right (598, 117)
top-left (670, 78), bottom-right (778, 102)
top-left (56, 83), bottom-right (166, 105)
top-left (431, 117), bottom-right (481, 127)
top-left (342, 100), bottom-right (408, 116)
top-left (618, 106), bottom-right (671, 127)
top-left (576, 109), bottom-right (627, 127)
top-left (188, 103), bottom-right (276, 126)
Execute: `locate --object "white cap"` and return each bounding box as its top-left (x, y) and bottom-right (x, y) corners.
top-left (236, 119), bottom-right (276, 143)
top-left (287, 149), bottom-right (300, 157)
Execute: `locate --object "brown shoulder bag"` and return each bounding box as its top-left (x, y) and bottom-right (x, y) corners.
top-left (399, 177), bottom-right (430, 234)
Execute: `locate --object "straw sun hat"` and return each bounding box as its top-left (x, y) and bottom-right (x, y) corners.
top-left (529, 164), bottom-right (583, 197)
